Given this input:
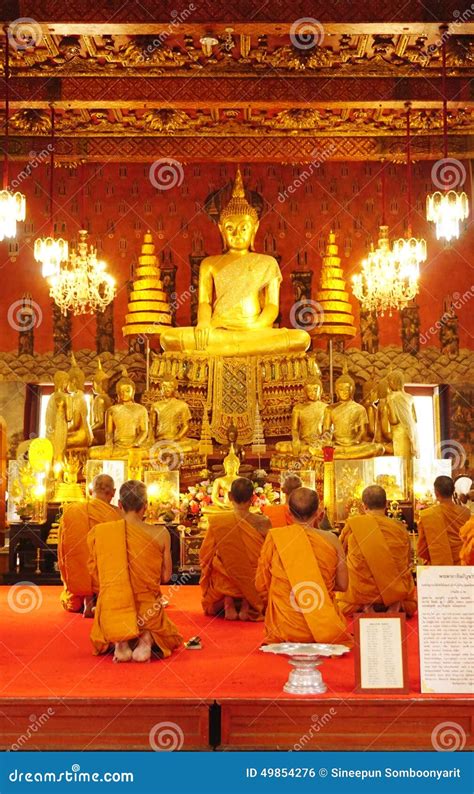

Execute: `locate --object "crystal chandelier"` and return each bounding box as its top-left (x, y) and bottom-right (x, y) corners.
top-left (426, 39), bottom-right (469, 241)
top-left (34, 106), bottom-right (68, 277)
top-left (0, 28), bottom-right (26, 241)
top-left (392, 104), bottom-right (426, 274)
top-left (49, 230), bottom-right (115, 315)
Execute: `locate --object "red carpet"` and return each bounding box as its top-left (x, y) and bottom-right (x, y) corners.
top-left (0, 584), bottom-right (456, 701)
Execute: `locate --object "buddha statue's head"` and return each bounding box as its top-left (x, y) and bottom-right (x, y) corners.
top-left (68, 366), bottom-right (86, 393)
top-left (387, 369), bottom-right (404, 391)
top-left (92, 358), bottom-right (110, 395)
top-left (160, 378), bottom-right (177, 399)
top-left (223, 444), bottom-right (240, 477)
top-left (377, 378), bottom-right (389, 399)
top-left (335, 372), bottom-right (355, 402)
top-left (116, 367), bottom-right (136, 403)
top-left (219, 168), bottom-right (259, 253)
top-left (54, 371), bottom-right (69, 392)
top-left (227, 421), bottom-right (238, 444)
top-left (362, 379), bottom-right (378, 404)
top-left (304, 377), bottom-right (323, 402)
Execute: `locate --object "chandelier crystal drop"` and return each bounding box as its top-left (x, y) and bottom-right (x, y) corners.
top-left (0, 189), bottom-right (26, 241)
top-left (49, 230), bottom-right (116, 316)
top-left (352, 226), bottom-right (419, 316)
top-left (426, 189), bottom-right (469, 242)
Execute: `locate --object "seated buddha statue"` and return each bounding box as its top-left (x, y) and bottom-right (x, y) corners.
top-left (66, 357), bottom-right (93, 450)
top-left (160, 168), bottom-right (310, 357)
top-left (208, 445), bottom-right (241, 510)
top-left (90, 368), bottom-right (149, 459)
top-left (275, 377), bottom-right (328, 456)
top-left (323, 371), bottom-right (384, 459)
top-left (149, 378), bottom-right (198, 454)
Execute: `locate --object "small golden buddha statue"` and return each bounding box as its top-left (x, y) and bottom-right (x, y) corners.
top-left (45, 371), bottom-right (71, 468)
top-left (209, 445), bottom-right (241, 510)
top-left (386, 369), bottom-right (418, 458)
top-left (90, 358), bottom-right (112, 446)
top-left (66, 356), bottom-right (93, 449)
top-left (160, 168), bottom-right (310, 357)
top-left (275, 377), bottom-right (328, 456)
top-left (323, 371), bottom-right (384, 459)
top-left (90, 368), bottom-right (149, 459)
top-left (149, 378), bottom-right (198, 453)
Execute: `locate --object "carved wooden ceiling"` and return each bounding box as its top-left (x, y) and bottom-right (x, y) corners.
top-left (1, 0), bottom-right (474, 162)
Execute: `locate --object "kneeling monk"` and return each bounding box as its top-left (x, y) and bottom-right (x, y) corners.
top-left (256, 487), bottom-right (352, 646)
top-left (336, 485), bottom-right (416, 616)
top-left (88, 480), bottom-right (183, 662)
top-left (200, 477), bottom-right (271, 621)
top-left (460, 515), bottom-right (474, 566)
top-left (262, 474), bottom-right (302, 528)
top-left (417, 476), bottom-right (470, 565)
top-left (58, 474), bottom-right (118, 616)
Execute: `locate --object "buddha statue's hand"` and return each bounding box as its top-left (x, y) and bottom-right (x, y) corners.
top-left (194, 325), bottom-right (210, 351)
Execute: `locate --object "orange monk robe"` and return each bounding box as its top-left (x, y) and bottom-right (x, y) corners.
top-left (88, 519), bottom-right (183, 657)
top-left (336, 514), bottom-right (416, 617)
top-left (262, 503), bottom-right (291, 528)
top-left (460, 517), bottom-right (474, 566)
top-left (58, 498), bottom-right (119, 612)
top-left (256, 524), bottom-right (352, 646)
top-left (417, 502), bottom-right (470, 565)
top-left (199, 512), bottom-right (266, 620)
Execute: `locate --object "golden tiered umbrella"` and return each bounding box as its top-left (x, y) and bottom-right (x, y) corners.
top-left (312, 230), bottom-right (356, 342)
top-left (122, 230), bottom-right (172, 338)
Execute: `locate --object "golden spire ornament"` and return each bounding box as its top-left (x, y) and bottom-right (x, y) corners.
top-left (122, 230), bottom-right (173, 338)
top-left (220, 167), bottom-right (258, 222)
top-left (312, 231), bottom-right (356, 341)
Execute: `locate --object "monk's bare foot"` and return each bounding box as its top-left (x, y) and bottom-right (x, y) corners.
top-left (224, 596), bottom-right (238, 621)
top-left (387, 601), bottom-right (402, 613)
top-left (113, 641), bottom-right (132, 663)
top-left (132, 630), bottom-right (153, 662)
top-left (83, 596), bottom-right (95, 619)
top-left (239, 599), bottom-right (250, 621)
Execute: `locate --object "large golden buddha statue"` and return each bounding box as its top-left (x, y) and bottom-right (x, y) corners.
top-left (66, 357), bottom-right (92, 450)
top-left (323, 371), bottom-right (384, 459)
top-left (160, 169), bottom-right (310, 357)
top-left (149, 378), bottom-right (199, 454)
top-left (90, 368), bottom-right (148, 459)
top-left (275, 377), bottom-right (327, 456)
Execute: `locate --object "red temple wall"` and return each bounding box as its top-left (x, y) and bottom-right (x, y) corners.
top-left (0, 160), bottom-right (472, 353)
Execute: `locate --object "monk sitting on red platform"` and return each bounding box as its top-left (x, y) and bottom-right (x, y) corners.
top-left (336, 485), bottom-right (416, 617)
top-left (200, 477), bottom-right (271, 621)
top-left (262, 473), bottom-right (302, 528)
top-left (58, 474), bottom-right (118, 616)
top-left (256, 487), bottom-right (352, 646)
top-left (417, 476), bottom-right (470, 566)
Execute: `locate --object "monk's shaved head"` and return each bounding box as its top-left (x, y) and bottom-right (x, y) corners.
top-left (92, 474), bottom-right (115, 501)
top-left (230, 477), bottom-right (254, 505)
top-left (434, 475), bottom-right (455, 499)
top-left (288, 487), bottom-right (319, 522)
top-left (282, 474), bottom-right (302, 496)
top-left (120, 480), bottom-right (147, 513)
top-left (362, 485), bottom-right (387, 510)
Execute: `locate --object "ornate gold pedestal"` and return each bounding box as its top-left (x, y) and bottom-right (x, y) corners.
top-left (149, 350), bottom-right (321, 445)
